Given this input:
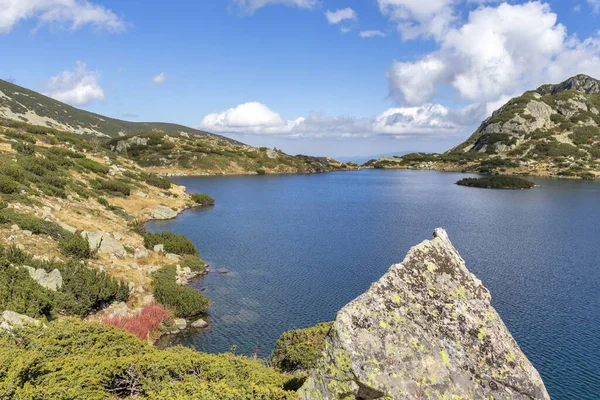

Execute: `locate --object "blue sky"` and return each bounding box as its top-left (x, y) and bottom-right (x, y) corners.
top-left (1, 0), bottom-right (600, 158)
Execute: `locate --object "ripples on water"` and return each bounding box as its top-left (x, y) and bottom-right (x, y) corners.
top-left (148, 169), bottom-right (600, 400)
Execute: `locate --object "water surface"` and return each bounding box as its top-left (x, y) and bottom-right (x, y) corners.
top-left (148, 169), bottom-right (600, 399)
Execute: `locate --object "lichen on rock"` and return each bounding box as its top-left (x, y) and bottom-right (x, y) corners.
top-left (299, 228), bottom-right (549, 400)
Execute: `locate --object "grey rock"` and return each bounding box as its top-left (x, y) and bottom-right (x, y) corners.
top-left (191, 318), bottom-right (208, 328)
top-left (153, 244), bottom-right (164, 253)
top-left (136, 191), bottom-right (148, 198)
top-left (98, 235), bottom-right (126, 257)
top-left (165, 253), bottom-right (180, 261)
top-left (151, 205), bottom-right (178, 220)
top-left (83, 231), bottom-right (104, 250)
top-left (173, 318), bottom-right (187, 331)
top-left (0, 310), bottom-right (40, 330)
top-left (299, 228), bottom-right (549, 400)
top-left (24, 267), bottom-right (63, 291)
top-left (57, 220), bottom-right (77, 234)
top-left (10, 224), bottom-right (19, 231)
top-left (22, 230), bottom-right (32, 236)
top-left (134, 250), bottom-right (149, 259)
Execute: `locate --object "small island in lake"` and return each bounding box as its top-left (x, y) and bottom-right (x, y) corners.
top-left (456, 176), bottom-right (535, 189)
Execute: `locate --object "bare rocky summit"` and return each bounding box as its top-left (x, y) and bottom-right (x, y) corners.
top-left (300, 228), bottom-right (549, 400)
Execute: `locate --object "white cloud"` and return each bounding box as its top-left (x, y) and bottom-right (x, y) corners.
top-left (360, 30), bottom-right (386, 38)
top-left (230, 0), bottom-right (318, 14)
top-left (377, 0), bottom-right (456, 40)
top-left (198, 102), bottom-right (473, 138)
top-left (44, 61), bottom-right (105, 106)
top-left (152, 72), bottom-right (167, 85)
top-left (0, 0), bottom-right (125, 34)
top-left (385, 2), bottom-right (600, 111)
top-left (588, 0), bottom-right (600, 13)
top-left (325, 8), bottom-right (357, 24)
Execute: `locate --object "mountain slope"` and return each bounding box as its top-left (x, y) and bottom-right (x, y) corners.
top-left (367, 74), bottom-right (600, 179)
top-left (0, 79), bottom-right (355, 175)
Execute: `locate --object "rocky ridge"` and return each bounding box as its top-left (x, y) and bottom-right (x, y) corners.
top-left (300, 229), bottom-right (549, 400)
top-left (366, 74), bottom-right (600, 179)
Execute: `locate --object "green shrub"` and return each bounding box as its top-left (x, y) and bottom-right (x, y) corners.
top-left (11, 141), bottom-right (35, 155)
top-left (46, 147), bottom-right (85, 159)
top-left (271, 322), bottom-right (332, 373)
top-left (0, 319), bottom-right (298, 399)
top-left (144, 232), bottom-right (198, 256)
top-left (59, 234), bottom-right (93, 259)
top-left (190, 193), bottom-right (215, 206)
top-left (0, 264), bottom-right (55, 319)
top-left (257, 168), bottom-right (266, 175)
top-left (152, 266), bottom-right (209, 318)
top-left (76, 158), bottom-right (110, 174)
top-left (142, 173), bottom-right (172, 189)
top-left (456, 176), bottom-right (535, 189)
top-left (128, 219), bottom-right (147, 236)
top-left (92, 178), bottom-right (131, 196)
top-left (0, 209), bottom-right (70, 239)
top-left (0, 175), bottom-right (20, 194)
top-left (180, 255), bottom-right (207, 273)
top-left (53, 261), bottom-right (129, 315)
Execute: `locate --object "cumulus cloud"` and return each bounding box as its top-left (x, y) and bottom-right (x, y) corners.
top-left (360, 30), bottom-right (386, 38)
top-left (152, 72), bottom-right (167, 85)
top-left (385, 1), bottom-right (600, 110)
top-left (588, 0), bottom-right (600, 12)
top-left (377, 0), bottom-right (456, 40)
top-left (198, 102), bottom-right (475, 138)
top-left (325, 8), bottom-right (357, 24)
top-left (230, 0), bottom-right (318, 14)
top-left (0, 0), bottom-right (126, 34)
top-left (44, 61), bottom-right (105, 106)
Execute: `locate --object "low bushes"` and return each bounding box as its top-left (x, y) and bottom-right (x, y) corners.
top-left (270, 322), bottom-right (333, 373)
top-left (92, 178), bottom-right (131, 196)
top-left (11, 141), bottom-right (35, 155)
top-left (180, 255), bottom-right (207, 273)
top-left (0, 209), bottom-right (71, 239)
top-left (0, 319), bottom-right (298, 399)
top-left (0, 245), bottom-right (129, 318)
top-left (141, 172), bottom-right (172, 189)
top-left (76, 158), bottom-right (110, 174)
top-left (144, 232), bottom-right (198, 256)
top-left (190, 193), bottom-right (215, 206)
top-left (59, 234), bottom-right (93, 259)
top-left (152, 265), bottom-right (209, 318)
top-left (101, 303), bottom-right (171, 340)
top-left (0, 175), bottom-right (19, 194)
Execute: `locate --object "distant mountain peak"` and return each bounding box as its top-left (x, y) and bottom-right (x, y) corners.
top-left (536, 74), bottom-right (600, 95)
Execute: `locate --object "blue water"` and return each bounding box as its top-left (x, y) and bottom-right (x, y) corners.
top-left (148, 169), bottom-right (600, 399)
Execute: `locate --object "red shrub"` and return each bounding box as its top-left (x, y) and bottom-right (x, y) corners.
top-left (101, 303), bottom-right (171, 340)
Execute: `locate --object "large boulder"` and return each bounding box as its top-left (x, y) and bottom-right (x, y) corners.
top-left (299, 229), bottom-right (549, 400)
top-left (151, 205), bottom-right (178, 220)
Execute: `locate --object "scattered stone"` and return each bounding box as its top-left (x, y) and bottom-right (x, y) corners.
top-left (153, 244), bottom-right (164, 253)
top-left (136, 191), bottom-right (148, 198)
top-left (173, 318), bottom-right (187, 331)
top-left (299, 228), bottom-right (550, 400)
top-left (22, 230), bottom-right (32, 236)
top-left (191, 318), bottom-right (208, 329)
top-left (135, 250), bottom-right (149, 259)
top-left (16, 244), bottom-right (24, 251)
top-left (113, 232), bottom-right (124, 241)
top-left (10, 224), bottom-right (19, 231)
top-left (165, 253), bottom-right (180, 261)
top-left (151, 205), bottom-right (178, 220)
